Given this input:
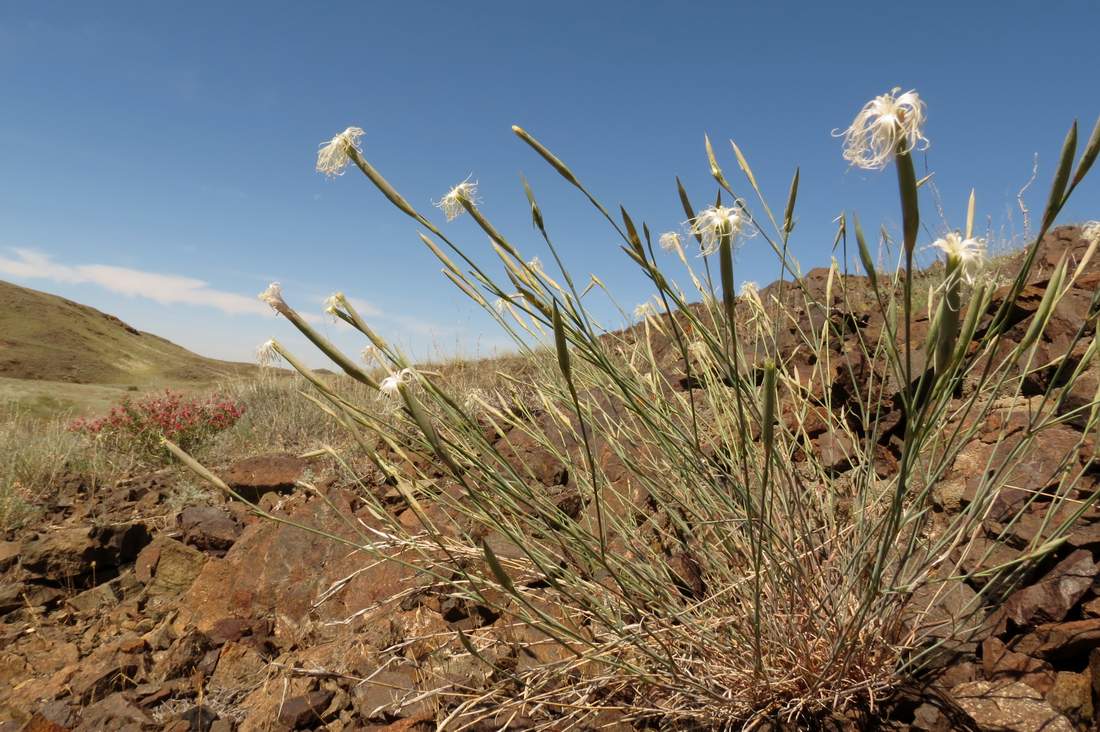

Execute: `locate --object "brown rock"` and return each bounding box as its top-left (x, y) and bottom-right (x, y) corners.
top-left (20, 523), bottom-right (150, 585)
top-left (950, 680), bottom-right (1074, 732)
top-left (177, 506), bottom-right (242, 554)
top-left (1045, 671), bottom-right (1093, 723)
top-left (220, 454), bottom-right (306, 502)
top-left (0, 582), bottom-right (63, 617)
top-left (1065, 520), bottom-right (1100, 550)
top-left (15, 715), bottom-right (69, 732)
top-left (156, 627), bottom-right (213, 682)
top-left (353, 668), bottom-right (424, 720)
top-left (492, 429), bottom-right (568, 486)
top-left (811, 432), bottom-right (854, 473)
top-left (0, 540), bottom-right (20, 573)
top-left (145, 538), bottom-right (206, 603)
top-left (981, 638), bottom-right (1054, 694)
top-left (74, 691), bottom-right (155, 730)
top-left (276, 690), bottom-right (334, 729)
top-left (1012, 618), bottom-right (1100, 660)
top-left (208, 641), bottom-right (266, 690)
top-left (1003, 549), bottom-right (1098, 627)
top-left (68, 638), bottom-right (148, 704)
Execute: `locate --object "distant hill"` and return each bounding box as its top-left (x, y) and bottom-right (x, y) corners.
top-left (0, 280), bottom-right (257, 414)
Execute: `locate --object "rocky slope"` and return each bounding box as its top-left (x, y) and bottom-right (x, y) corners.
top-left (1, 226), bottom-right (1100, 731)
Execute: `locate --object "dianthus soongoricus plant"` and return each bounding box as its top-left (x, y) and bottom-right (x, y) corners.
top-left (168, 100), bottom-right (1100, 727)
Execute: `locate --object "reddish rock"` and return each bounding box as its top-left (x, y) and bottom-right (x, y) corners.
top-left (74, 691), bottom-right (154, 730)
top-left (144, 538), bottom-right (206, 604)
top-left (275, 689), bottom-right (333, 729)
top-left (353, 668), bottom-right (425, 721)
top-left (68, 638), bottom-right (148, 704)
top-left (220, 454), bottom-right (307, 502)
top-left (492, 429), bottom-right (568, 487)
top-left (0, 541), bottom-right (20, 573)
top-left (950, 680), bottom-right (1074, 732)
top-left (20, 523), bottom-right (150, 585)
top-left (177, 506), bottom-right (242, 554)
top-left (981, 637), bottom-right (1054, 693)
top-left (15, 715), bottom-right (69, 732)
top-left (811, 431), bottom-right (855, 473)
top-left (1003, 549), bottom-right (1098, 627)
top-left (1045, 671), bottom-right (1093, 723)
top-left (1012, 618), bottom-right (1100, 660)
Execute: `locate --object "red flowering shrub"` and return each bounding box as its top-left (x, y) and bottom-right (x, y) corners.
top-left (68, 390), bottom-right (245, 461)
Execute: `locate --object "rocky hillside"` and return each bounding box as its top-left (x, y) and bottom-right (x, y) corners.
top-left (1, 226), bottom-right (1100, 730)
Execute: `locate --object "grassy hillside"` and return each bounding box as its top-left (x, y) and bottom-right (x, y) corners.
top-left (0, 279), bottom-right (258, 415)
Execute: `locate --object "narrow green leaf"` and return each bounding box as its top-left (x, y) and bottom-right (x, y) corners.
top-left (1042, 121), bottom-right (1078, 231)
top-left (783, 168), bottom-right (799, 234)
top-left (482, 539), bottom-right (518, 596)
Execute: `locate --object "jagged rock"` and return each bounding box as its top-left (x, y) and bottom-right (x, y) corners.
top-left (275, 689), bottom-right (334, 729)
top-left (177, 507), bottom-right (242, 555)
top-left (0, 582), bottom-right (63, 617)
top-left (220, 454), bottom-right (307, 502)
top-left (492, 429), bottom-right (568, 487)
top-left (1003, 549), bottom-right (1098, 627)
top-left (74, 691), bottom-right (155, 731)
top-left (0, 541), bottom-right (20, 573)
top-left (950, 680), bottom-right (1074, 732)
top-left (68, 638), bottom-right (148, 704)
top-left (352, 668), bottom-right (426, 721)
top-left (981, 638), bottom-right (1054, 694)
top-left (140, 538), bottom-right (206, 603)
top-left (812, 432), bottom-right (855, 473)
top-left (156, 627), bottom-right (213, 682)
top-left (20, 523), bottom-right (150, 585)
top-left (174, 705), bottom-right (218, 732)
top-left (1012, 618), bottom-right (1100, 660)
top-left (1044, 671), bottom-right (1093, 723)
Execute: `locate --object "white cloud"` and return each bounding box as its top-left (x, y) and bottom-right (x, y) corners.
top-left (0, 247), bottom-right (299, 319)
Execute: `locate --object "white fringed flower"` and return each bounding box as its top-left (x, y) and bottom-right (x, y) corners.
top-left (836, 88), bottom-right (928, 170)
top-left (932, 232), bottom-right (986, 283)
top-left (634, 301), bottom-right (656, 320)
top-left (493, 295), bottom-right (518, 314)
top-left (379, 367), bottom-right (415, 397)
top-left (360, 345), bottom-right (380, 366)
top-left (256, 339), bottom-right (281, 367)
top-left (527, 256), bottom-right (544, 273)
top-left (739, 281), bottom-right (760, 298)
top-left (434, 177), bottom-right (478, 221)
top-left (323, 292), bottom-right (344, 320)
top-left (659, 231), bottom-right (683, 255)
top-left (463, 388), bottom-right (486, 413)
top-left (258, 282), bottom-right (286, 312)
top-left (1084, 221), bottom-right (1100, 246)
top-left (316, 127), bottom-right (364, 177)
top-left (689, 204), bottom-right (748, 255)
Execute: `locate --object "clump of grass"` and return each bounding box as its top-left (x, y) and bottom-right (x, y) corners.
top-left (0, 403), bottom-right (119, 530)
top-left (172, 92), bottom-right (1100, 727)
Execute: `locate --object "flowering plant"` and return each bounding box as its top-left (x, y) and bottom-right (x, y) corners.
top-left (69, 389), bottom-right (244, 461)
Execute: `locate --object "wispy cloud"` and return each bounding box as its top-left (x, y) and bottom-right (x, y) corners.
top-left (0, 247), bottom-right (280, 318)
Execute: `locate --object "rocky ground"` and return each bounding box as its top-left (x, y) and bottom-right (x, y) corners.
top-left (2, 227), bottom-right (1100, 731)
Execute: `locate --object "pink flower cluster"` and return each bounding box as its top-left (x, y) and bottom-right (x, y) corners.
top-left (68, 389), bottom-right (245, 456)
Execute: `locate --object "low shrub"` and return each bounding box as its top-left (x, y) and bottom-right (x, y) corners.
top-left (70, 389), bottom-right (244, 463)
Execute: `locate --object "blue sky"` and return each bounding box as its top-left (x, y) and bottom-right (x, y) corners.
top-left (2, 1), bottom-right (1098, 367)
